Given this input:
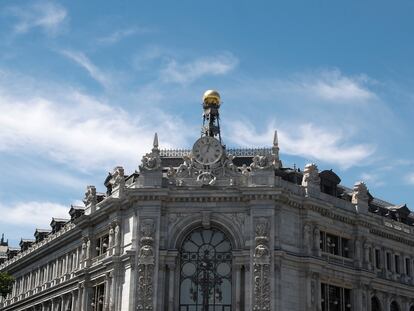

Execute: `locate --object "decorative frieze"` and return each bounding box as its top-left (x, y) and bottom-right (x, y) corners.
top-left (253, 218), bottom-right (271, 311)
top-left (136, 219), bottom-right (155, 311)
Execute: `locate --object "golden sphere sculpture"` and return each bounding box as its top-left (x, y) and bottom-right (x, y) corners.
top-left (202, 90), bottom-right (221, 107)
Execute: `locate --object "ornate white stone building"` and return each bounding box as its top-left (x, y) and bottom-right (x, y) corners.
top-left (1, 90), bottom-right (414, 311)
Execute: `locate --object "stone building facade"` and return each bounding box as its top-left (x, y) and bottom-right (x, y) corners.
top-left (1, 90), bottom-right (414, 311)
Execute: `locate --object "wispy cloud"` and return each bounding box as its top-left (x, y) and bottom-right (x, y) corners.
top-left (227, 120), bottom-right (374, 169)
top-left (60, 50), bottom-right (111, 88)
top-left (98, 26), bottom-right (152, 45)
top-left (0, 201), bottom-right (69, 228)
top-left (360, 172), bottom-right (386, 187)
top-left (0, 73), bottom-right (189, 172)
top-left (161, 52), bottom-right (238, 84)
top-left (7, 1), bottom-right (67, 36)
top-left (406, 173), bottom-right (414, 185)
top-left (301, 69), bottom-right (375, 102)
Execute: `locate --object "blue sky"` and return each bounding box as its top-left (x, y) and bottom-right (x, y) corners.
top-left (1, 0), bottom-right (414, 246)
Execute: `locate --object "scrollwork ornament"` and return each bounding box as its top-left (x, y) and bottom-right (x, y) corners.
top-left (196, 171), bottom-right (216, 185)
top-left (140, 152), bottom-right (161, 171)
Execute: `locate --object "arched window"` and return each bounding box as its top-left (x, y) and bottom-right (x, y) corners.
top-left (371, 296), bottom-right (381, 311)
top-left (390, 301), bottom-right (400, 311)
top-left (179, 228), bottom-right (232, 311)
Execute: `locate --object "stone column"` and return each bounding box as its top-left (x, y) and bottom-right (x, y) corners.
top-left (71, 291), bottom-right (76, 311)
top-left (60, 295), bottom-right (65, 311)
top-left (104, 273), bottom-right (111, 311)
top-left (245, 264), bottom-right (251, 311)
top-left (157, 262), bottom-right (166, 311)
top-left (235, 264), bottom-right (242, 311)
top-left (303, 223), bottom-right (312, 256)
top-left (353, 283), bottom-right (363, 311)
top-left (65, 253), bottom-right (70, 277)
top-left (364, 242), bottom-right (372, 271)
top-left (167, 263), bottom-right (176, 311)
top-left (354, 239), bottom-right (362, 268)
top-left (75, 247), bottom-right (80, 270)
top-left (110, 269), bottom-right (117, 311)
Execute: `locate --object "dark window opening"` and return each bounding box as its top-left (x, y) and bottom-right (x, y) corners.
top-left (321, 283), bottom-right (351, 311)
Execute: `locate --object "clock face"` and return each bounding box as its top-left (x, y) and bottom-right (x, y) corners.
top-left (192, 136), bottom-right (223, 165)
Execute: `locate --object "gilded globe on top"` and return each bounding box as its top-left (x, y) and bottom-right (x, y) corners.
top-left (202, 90), bottom-right (221, 106)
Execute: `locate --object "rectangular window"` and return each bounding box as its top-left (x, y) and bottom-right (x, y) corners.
top-left (341, 238), bottom-right (350, 258)
top-left (321, 283), bottom-right (352, 311)
top-left (92, 283), bottom-right (105, 311)
top-left (386, 253), bottom-right (391, 270)
top-left (95, 234), bottom-right (109, 257)
top-left (405, 258), bottom-right (411, 276)
top-left (395, 255), bottom-right (400, 274)
top-left (326, 234), bottom-right (339, 256)
top-left (375, 249), bottom-right (381, 269)
top-left (320, 231), bottom-right (351, 259)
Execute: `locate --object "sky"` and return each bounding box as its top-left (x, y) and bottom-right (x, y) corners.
top-left (0, 0), bottom-right (414, 246)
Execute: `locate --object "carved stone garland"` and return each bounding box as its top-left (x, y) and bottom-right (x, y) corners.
top-left (137, 219), bottom-right (155, 311)
top-left (253, 218), bottom-right (271, 311)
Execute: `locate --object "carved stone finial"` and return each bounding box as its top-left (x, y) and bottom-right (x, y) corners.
top-left (140, 149), bottom-right (161, 172)
top-left (302, 163), bottom-right (320, 187)
top-left (352, 181), bottom-right (369, 214)
top-left (352, 181), bottom-right (368, 203)
top-left (83, 185), bottom-right (97, 207)
top-left (273, 130), bottom-right (279, 148)
top-left (152, 133), bottom-right (159, 150)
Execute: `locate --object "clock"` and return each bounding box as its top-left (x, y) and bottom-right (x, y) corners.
top-left (192, 136), bottom-right (223, 165)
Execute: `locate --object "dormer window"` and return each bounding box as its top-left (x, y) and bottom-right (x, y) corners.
top-left (319, 170), bottom-right (341, 197)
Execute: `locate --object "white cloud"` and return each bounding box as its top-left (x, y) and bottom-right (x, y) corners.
top-left (8, 1), bottom-right (67, 36)
top-left (300, 69), bottom-right (375, 102)
top-left (60, 50), bottom-right (111, 88)
top-left (407, 173), bottom-right (414, 185)
top-left (161, 52), bottom-right (238, 84)
top-left (98, 27), bottom-right (152, 45)
top-left (360, 172), bottom-right (385, 187)
top-left (227, 121), bottom-right (374, 169)
top-left (0, 201), bottom-right (69, 228)
top-left (0, 75), bottom-right (189, 172)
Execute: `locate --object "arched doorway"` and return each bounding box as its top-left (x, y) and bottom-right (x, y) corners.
top-left (179, 228), bottom-right (232, 311)
top-left (371, 296), bottom-right (381, 311)
top-left (390, 301), bottom-right (400, 311)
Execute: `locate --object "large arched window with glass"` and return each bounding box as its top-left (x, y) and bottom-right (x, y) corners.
top-left (390, 301), bottom-right (400, 311)
top-left (179, 228), bottom-right (232, 311)
top-left (371, 296), bottom-right (381, 311)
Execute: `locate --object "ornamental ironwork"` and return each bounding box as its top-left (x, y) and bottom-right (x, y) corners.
top-left (179, 228), bottom-right (232, 311)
